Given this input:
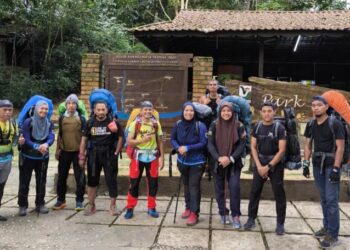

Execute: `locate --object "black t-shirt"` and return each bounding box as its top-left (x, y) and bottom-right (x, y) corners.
top-left (252, 122), bottom-right (286, 156)
top-left (304, 117), bottom-right (345, 165)
top-left (83, 117), bottom-right (124, 147)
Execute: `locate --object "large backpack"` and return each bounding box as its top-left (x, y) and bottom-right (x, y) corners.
top-left (192, 102), bottom-right (212, 127)
top-left (218, 95), bottom-right (252, 154)
top-left (58, 100), bottom-right (88, 119)
top-left (18, 95), bottom-right (54, 130)
top-left (125, 108), bottom-right (160, 159)
top-left (255, 107), bottom-right (301, 170)
top-left (308, 110), bottom-right (350, 165)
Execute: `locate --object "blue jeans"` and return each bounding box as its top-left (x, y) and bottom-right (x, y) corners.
top-left (313, 165), bottom-right (340, 238)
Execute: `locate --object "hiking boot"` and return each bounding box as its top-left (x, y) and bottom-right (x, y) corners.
top-left (75, 201), bottom-right (84, 212)
top-left (0, 215), bottom-right (7, 221)
top-left (147, 208), bottom-right (159, 218)
top-left (186, 212), bottom-right (198, 226)
top-left (36, 205), bottom-right (49, 214)
top-left (244, 217), bottom-right (256, 230)
top-left (84, 204), bottom-right (96, 216)
top-left (124, 209), bottom-right (134, 219)
top-left (52, 201), bottom-right (67, 210)
top-left (220, 215), bottom-right (232, 225)
top-left (314, 227), bottom-right (327, 239)
top-left (19, 207), bottom-right (27, 217)
top-left (232, 216), bottom-right (241, 229)
top-left (275, 223), bottom-right (285, 235)
top-left (320, 235), bottom-right (339, 249)
top-left (181, 209), bottom-right (191, 219)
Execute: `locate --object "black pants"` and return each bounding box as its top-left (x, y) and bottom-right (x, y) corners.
top-left (248, 164), bottom-right (286, 224)
top-left (214, 164), bottom-right (242, 216)
top-left (87, 148), bottom-right (118, 198)
top-left (0, 182), bottom-right (5, 207)
top-left (178, 163), bottom-right (204, 214)
top-left (57, 151), bottom-right (85, 203)
top-left (18, 157), bottom-right (49, 208)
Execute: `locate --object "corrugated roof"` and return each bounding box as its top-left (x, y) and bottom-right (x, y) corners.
top-left (131, 9), bottom-right (350, 33)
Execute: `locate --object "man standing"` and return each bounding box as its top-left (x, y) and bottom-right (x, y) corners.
top-left (244, 102), bottom-right (287, 235)
top-left (53, 94), bottom-right (86, 211)
top-left (124, 101), bottom-right (164, 219)
top-left (79, 101), bottom-right (123, 216)
top-left (199, 79), bottom-right (222, 125)
top-left (0, 100), bottom-right (21, 221)
top-left (303, 96), bottom-right (344, 249)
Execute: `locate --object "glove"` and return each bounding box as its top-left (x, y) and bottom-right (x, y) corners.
top-left (329, 167), bottom-right (340, 183)
top-left (302, 160), bottom-right (310, 178)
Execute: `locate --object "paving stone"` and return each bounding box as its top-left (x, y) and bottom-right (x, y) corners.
top-left (306, 218), bottom-right (350, 236)
top-left (114, 210), bottom-right (163, 226)
top-left (1, 195), bottom-right (16, 205)
top-left (212, 215), bottom-right (261, 232)
top-left (162, 212), bottom-right (209, 229)
top-left (211, 230), bottom-right (265, 250)
top-left (265, 233), bottom-right (319, 250)
top-left (212, 199), bottom-right (249, 215)
top-left (168, 199), bottom-right (211, 214)
top-left (46, 197), bottom-right (85, 210)
top-left (259, 217), bottom-right (313, 234)
top-left (130, 199), bottom-right (170, 213)
top-left (293, 201), bottom-right (348, 220)
top-left (339, 202), bottom-right (350, 218)
top-left (157, 227), bottom-right (209, 249)
top-left (3, 195), bottom-right (56, 208)
top-left (68, 210), bottom-right (116, 225)
top-left (334, 237), bottom-right (350, 250)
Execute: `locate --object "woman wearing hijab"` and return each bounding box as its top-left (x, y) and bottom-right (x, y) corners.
top-left (207, 102), bottom-right (246, 229)
top-left (18, 100), bottom-right (55, 216)
top-left (170, 102), bottom-right (207, 226)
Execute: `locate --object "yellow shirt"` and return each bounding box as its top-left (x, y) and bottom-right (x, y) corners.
top-left (0, 119), bottom-right (15, 154)
top-left (128, 120), bottom-right (163, 150)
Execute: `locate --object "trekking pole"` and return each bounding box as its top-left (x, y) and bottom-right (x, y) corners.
top-left (224, 167), bottom-right (228, 227)
top-left (173, 173), bottom-right (182, 224)
top-left (38, 158), bottom-right (46, 217)
top-left (169, 151), bottom-right (173, 177)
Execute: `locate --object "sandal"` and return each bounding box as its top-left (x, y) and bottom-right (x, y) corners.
top-left (84, 203), bottom-right (96, 216)
top-left (109, 204), bottom-right (120, 216)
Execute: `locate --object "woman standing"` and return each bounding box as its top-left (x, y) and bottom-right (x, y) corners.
top-left (207, 102), bottom-right (246, 228)
top-left (171, 102), bottom-right (207, 226)
top-left (18, 100), bottom-right (55, 216)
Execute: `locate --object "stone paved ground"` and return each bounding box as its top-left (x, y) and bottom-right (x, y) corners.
top-left (1, 154), bottom-right (350, 250)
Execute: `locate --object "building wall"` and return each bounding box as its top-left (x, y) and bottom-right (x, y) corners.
top-left (192, 57), bottom-right (213, 102)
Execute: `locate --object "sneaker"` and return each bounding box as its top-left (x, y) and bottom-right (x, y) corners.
top-left (181, 209), bottom-right (191, 219)
top-left (148, 208), bottom-right (159, 218)
top-left (19, 207), bottom-right (27, 217)
top-left (186, 212), bottom-right (198, 226)
top-left (0, 215), bottom-right (7, 221)
top-left (36, 205), bottom-right (49, 214)
top-left (84, 204), bottom-right (96, 216)
top-left (75, 201), bottom-right (84, 212)
top-left (52, 201), bottom-right (67, 210)
top-left (320, 235), bottom-right (339, 249)
top-left (124, 209), bottom-right (134, 219)
top-left (232, 216), bottom-right (241, 229)
top-left (244, 217), bottom-right (256, 230)
top-left (275, 223), bottom-right (285, 235)
top-left (314, 227), bottom-right (327, 239)
top-left (220, 215), bottom-right (232, 225)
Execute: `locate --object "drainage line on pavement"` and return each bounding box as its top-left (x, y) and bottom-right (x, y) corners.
top-left (256, 217), bottom-right (269, 250)
top-left (152, 196), bottom-right (174, 246)
top-left (109, 206), bottom-right (127, 227)
top-left (208, 197), bottom-right (213, 250)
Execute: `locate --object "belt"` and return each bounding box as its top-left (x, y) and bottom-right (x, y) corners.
top-left (313, 152), bottom-right (335, 174)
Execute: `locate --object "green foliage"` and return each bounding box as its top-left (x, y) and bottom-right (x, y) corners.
top-left (257, 0), bottom-right (346, 11)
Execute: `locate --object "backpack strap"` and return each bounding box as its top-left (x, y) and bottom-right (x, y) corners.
top-left (255, 121), bottom-right (263, 135)
top-left (274, 121), bottom-right (280, 139)
top-left (328, 117), bottom-right (336, 153)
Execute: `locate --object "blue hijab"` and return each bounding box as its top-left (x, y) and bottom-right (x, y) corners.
top-left (31, 100), bottom-right (50, 141)
top-left (176, 102), bottom-right (198, 145)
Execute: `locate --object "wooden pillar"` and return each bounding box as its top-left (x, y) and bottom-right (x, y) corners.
top-left (258, 42), bottom-right (264, 77)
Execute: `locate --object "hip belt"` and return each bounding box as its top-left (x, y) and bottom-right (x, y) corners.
top-left (313, 151), bottom-right (335, 174)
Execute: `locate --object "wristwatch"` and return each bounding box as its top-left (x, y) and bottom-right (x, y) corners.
top-left (267, 163), bottom-right (273, 169)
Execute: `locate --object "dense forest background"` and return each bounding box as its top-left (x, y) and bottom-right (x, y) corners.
top-left (0, 0), bottom-right (347, 106)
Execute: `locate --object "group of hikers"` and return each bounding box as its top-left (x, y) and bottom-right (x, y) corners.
top-left (0, 79), bottom-right (346, 249)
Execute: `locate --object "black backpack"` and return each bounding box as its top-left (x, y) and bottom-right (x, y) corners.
top-left (255, 107), bottom-right (302, 170)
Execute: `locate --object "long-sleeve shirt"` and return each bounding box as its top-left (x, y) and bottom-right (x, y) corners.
top-left (21, 118), bottom-right (55, 160)
top-left (170, 121), bottom-right (207, 166)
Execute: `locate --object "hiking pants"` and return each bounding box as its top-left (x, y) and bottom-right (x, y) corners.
top-left (87, 147), bottom-right (118, 198)
top-left (56, 151), bottom-right (85, 203)
top-left (0, 160), bottom-right (11, 206)
top-left (248, 163), bottom-right (286, 224)
top-left (127, 158), bottom-right (159, 209)
top-left (214, 163), bottom-right (242, 217)
top-left (313, 164), bottom-right (340, 238)
top-left (18, 157), bottom-right (48, 208)
top-left (178, 163), bottom-right (204, 214)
